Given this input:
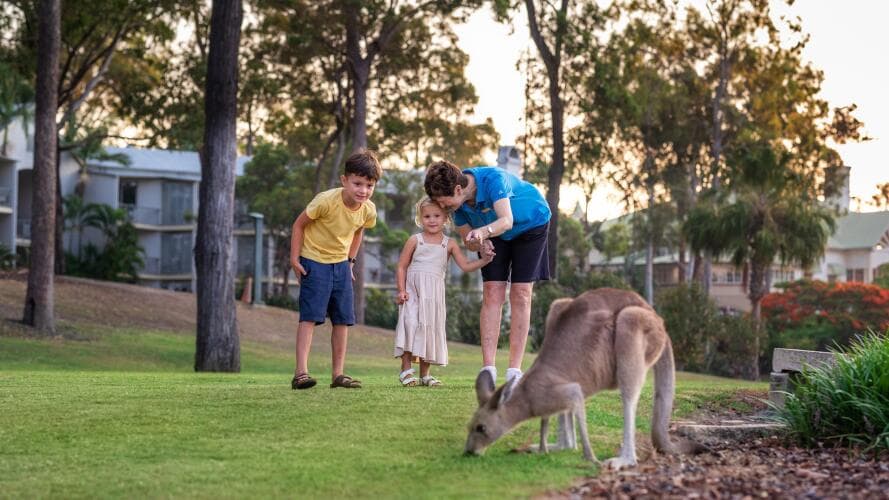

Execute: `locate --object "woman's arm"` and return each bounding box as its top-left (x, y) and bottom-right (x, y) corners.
top-left (466, 197), bottom-right (514, 245)
top-left (448, 238), bottom-right (493, 273)
top-left (395, 236), bottom-right (418, 304)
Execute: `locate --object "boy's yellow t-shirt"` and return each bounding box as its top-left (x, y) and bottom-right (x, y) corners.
top-left (301, 188), bottom-right (377, 263)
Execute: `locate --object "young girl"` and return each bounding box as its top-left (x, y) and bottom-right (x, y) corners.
top-left (393, 197), bottom-right (494, 387)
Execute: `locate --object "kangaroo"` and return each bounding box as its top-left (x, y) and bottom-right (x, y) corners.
top-left (464, 288), bottom-right (691, 469)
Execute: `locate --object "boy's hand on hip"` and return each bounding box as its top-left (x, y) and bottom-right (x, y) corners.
top-left (292, 262), bottom-right (307, 283)
top-left (350, 262), bottom-right (356, 281)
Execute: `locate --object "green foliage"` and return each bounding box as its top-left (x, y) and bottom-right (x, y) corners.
top-left (64, 201), bottom-right (144, 283)
top-left (264, 294), bottom-right (298, 311)
top-left (707, 314), bottom-right (759, 379)
top-left (777, 332), bottom-right (889, 451)
top-left (874, 263), bottom-right (889, 290)
top-left (655, 283), bottom-right (720, 372)
top-left (364, 287), bottom-right (398, 330)
top-left (0, 244), bottom-right (15, 270)
top-left (444, 287), bottom-right (496, 347)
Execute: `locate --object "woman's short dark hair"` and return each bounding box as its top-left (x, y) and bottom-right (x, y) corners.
top-left (424, 160), bottom-right (467, 198)
top-left (344, 149), bottom-right (382, 181)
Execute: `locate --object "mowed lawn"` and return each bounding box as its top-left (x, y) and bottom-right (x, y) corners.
top-left (0, 277), bottom-right (765, 499)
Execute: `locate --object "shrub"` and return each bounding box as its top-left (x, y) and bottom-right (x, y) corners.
top-left (707, 314), bottom-right (758, 379)
top-left (0, 244), bottom-right (14, 269)
top-left (656, 283), bottom-right (720, 372)
top-left (365, 287), bottom-right (398, 330)
top-left (443, 286), bottom-right (510, 346)
top-left (763, 280), bottom-right (889, 350)
top-left (265, 294), bottom-right (298, 311)
top-left (777, 332), bottom-right (889, 451)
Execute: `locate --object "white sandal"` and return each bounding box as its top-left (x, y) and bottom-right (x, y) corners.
top-left (399, 368), bottom-right (418, 387)
top-left (420, 375), bottom-right (442, 387)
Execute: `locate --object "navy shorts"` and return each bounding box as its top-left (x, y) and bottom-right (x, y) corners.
top-left (481, 222), bottom-right (550, 283)
top-left (298, 257), bottom-right (355, 326)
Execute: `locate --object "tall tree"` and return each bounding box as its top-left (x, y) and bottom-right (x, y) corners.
top-left (342, 0), bottom-right (481, 323)
top-left (685, 0), bottom-right (777, 292)
top-left (684, 137), bottom-right (835, 379)
top-left (194, 0), bottom-right (242, 372)
top-left (22, 0), bottom-right (60, 333)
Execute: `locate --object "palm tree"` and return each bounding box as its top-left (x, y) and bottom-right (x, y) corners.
top-left (684, 138), bottom-right (836, 379)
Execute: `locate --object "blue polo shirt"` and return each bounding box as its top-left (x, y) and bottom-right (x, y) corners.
top-left (452, 167), bottom-right (551, 241)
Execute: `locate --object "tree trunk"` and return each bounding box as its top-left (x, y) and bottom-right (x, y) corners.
top-left (526, 0), bottom-right (569, 280)
top-left (23, 0), bottom-right (60, 334)
top-left (54, 145), bottom-right (65, 274)
top-left (194, 0), bottom-right (242, 372)
top-left (748, 263), bottom-right (767, 381)
top-left (344, 3), bottom-right (371, 325)
top-left (644, 183), bottom-right (655, 305)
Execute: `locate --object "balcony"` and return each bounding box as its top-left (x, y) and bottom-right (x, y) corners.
top-left (0, 186), bottom-right (11, 206)
top-left (140, 256), bottom-right (191, 276)
top-left (124, 205), bottom-right (162, 226)
top-left (142, 257), bottom-right (161, 274)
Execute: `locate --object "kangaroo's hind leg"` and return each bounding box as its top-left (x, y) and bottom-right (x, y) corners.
top-left (604, 311), bottom-right (650, 469)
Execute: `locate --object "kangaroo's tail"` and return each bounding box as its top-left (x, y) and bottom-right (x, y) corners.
top-left (652, 335), bottom-right (708, 455)
top-left (651, 334), bottom-right (677, 453)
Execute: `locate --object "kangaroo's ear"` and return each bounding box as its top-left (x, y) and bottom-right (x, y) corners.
top-left (475, 370), bottom-right (495, 406)
top-left (498, 379), bottom-right (515, 406)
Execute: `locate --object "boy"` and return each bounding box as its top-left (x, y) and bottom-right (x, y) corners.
top-left (290, 149), bottom-right (382, 389)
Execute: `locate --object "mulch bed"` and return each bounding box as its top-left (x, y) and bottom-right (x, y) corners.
top-left (554, 425), bottom-right (888, 499)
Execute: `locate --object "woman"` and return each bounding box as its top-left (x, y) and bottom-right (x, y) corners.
top-left (424, 160), bottom-right (551, 387)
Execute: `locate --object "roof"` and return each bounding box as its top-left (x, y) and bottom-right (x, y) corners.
top-left (828, 211), bottom-right (889, 250)
top-left (89, 147), bottom-right (252, 178)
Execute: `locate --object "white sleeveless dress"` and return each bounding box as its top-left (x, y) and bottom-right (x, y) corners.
top-left (393, 233), bottom-right (449, 366)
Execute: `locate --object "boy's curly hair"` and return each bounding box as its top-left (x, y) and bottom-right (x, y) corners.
top-left (345, 149), bottom-right (382, 181)
top-left (424, 160), bottom-right (467, 198)
top-left (414, 196), bottom-right (452, 228)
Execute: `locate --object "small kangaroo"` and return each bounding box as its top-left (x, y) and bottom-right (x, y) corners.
top-left (464, 288), bottom-right (690, 469)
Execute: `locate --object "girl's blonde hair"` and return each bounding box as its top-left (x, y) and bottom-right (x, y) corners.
top-left (414, 196), bottom-right (451, 228)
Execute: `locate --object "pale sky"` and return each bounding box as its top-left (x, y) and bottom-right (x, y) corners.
top-left (454, 2), bottom-right (889, 221)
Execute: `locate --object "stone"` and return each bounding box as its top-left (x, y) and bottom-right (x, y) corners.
top-left (772, 348), bottom-right (838, 373)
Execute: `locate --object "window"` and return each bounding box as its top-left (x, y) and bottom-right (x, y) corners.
top-left (161, 233), bottom-right (193, 274)
top-left (162, 181), bottom-right (194, 225)
top-left (725, 269), bottom-right (742, 284)
top-left (119, 180), bottom-right (138, 207)
top-left (772, 268), bottom-right (794, 283)
top-left (846, 268), bottom-right (865, 282)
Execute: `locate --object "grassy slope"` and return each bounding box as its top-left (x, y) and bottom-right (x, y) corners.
top-left (0, 278), bottom-right (764, 499)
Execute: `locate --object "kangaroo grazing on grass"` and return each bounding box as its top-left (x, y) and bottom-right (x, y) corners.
top-left (464, 288), bottom-right (696, 469)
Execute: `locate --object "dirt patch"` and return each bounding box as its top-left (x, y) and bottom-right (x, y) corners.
top-left (541, 390), bottom-right (889, 499)
top-left (0, 273), bottom-right (391, 353)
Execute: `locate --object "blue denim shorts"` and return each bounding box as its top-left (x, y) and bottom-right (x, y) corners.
top-left (298, 257), bottom-right (355, 326)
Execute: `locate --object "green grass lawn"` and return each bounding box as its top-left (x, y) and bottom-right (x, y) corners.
top-left (0, 320), bottom-right (764, 499)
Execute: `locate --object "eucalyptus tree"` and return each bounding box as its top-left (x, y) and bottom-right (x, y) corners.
top-left (493, 0), bottom-right (586, 278)
top-left (22, 0), bottom-right (60, 334)
top-left (194, 0), bottom-right (243, 373)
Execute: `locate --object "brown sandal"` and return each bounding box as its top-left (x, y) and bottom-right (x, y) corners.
top-left (292, 372), bottom-right (317, 390)
top-left (330, 374), bottom-right (362, 389)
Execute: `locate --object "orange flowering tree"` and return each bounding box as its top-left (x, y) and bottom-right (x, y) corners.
top-left (762, 280), bottom-right (889, 350)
